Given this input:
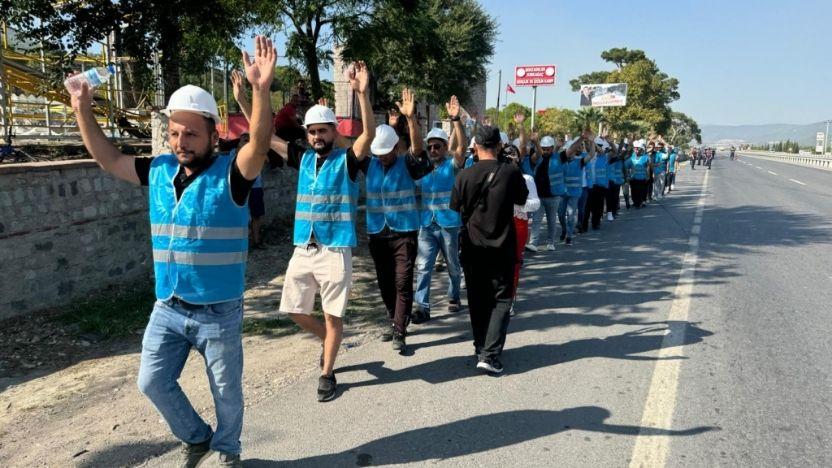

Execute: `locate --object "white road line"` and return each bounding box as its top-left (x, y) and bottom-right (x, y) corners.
top-left (629, 169), bottom-right (709, 468)
top-left (789, 179), bottom-right (807, 186)
top-left (768, 170), bottom-right (778, 175)
top-left (755, 166), bottom-right (763, 169)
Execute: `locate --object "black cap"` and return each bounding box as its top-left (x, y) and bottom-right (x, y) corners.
top-left (474, 125), bottom-right (501, 149)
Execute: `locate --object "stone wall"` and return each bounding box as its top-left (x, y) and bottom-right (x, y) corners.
top-left (0, 159), bottom-right (297, 319)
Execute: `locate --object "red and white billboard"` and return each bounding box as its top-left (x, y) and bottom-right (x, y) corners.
top-left (515, 65), bottom-right (557, 87)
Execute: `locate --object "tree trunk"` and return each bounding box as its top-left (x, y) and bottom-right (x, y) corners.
top-left (158, 19), bottom-right (182, 100)
top-left (304, 45), bottom-right (323, 100)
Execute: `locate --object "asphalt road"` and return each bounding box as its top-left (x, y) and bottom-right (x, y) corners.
top-left (148, 153), bottom-right (832, 467)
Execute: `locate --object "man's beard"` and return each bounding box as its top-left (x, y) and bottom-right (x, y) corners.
top-left (313, 140), bottom-right (334, 156)
top-left (180, 146), bottom-right (214, 169)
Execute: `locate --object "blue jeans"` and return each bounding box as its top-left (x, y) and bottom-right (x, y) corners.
top-left (529, 196), bottom-right (560, 245)
top-left (558, 194), bottom-right (580, 238)
top-left (577, 187), bottom-right (590, 231)
top-left (137, 298), bottom-right (244, 455)
top-left (415, 224), bottom-right (461, 310)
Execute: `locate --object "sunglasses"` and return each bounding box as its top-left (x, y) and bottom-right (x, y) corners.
top-left (428, 143), bottom-right (444, 151)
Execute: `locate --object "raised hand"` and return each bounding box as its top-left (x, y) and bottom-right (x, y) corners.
top-left (230, 70), bottom-right (245, 101)
top-left (318, 97), bottom-right (330, 107)
top-left (396, 87), bottom-right (416, 118)
top-left (242, 35), bottom-right (276, 91)
top-left (68, 74), bottom-right (93, 113)
top-left (445, 95), bottom-right (460, 119)
top-left (514, 112), bottom-right (525, 124)
top-left (348, 61), bottom-right (371, 94)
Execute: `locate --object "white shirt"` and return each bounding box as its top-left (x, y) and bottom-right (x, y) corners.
top-left (514, 174), bottom-right (540, 220)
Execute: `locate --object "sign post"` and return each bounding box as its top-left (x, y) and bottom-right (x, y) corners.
top-left (515, 65), bottom-right (557, 132)
top-left (817, 131), bottom-right (825, 154)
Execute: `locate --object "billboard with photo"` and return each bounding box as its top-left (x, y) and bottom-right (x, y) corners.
top-left (579, 83), bottom-right (629, 107)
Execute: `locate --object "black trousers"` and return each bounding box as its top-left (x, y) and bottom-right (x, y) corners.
top-left (606, 182), bottom-right (621, 215)
top-left (631, 179), bottom-right (649, 207)
top-left (646, 174), bottom-right (654, 201)
top-left (460, 232), bottom-right (515, 358)
top-left (588, 186), bottom-right (607, 229)
top-left (369, 233), bottom-right (417, 335)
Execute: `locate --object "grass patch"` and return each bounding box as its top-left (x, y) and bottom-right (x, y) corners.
top-left (55, 283), bottom-right (156, 339)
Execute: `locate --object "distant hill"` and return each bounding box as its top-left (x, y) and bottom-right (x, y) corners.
top-left (701, 122), bottom-right (828, 146)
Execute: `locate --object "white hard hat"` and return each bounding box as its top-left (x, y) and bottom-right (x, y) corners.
top-left (594, 137), bottom-right (610, 151)
top-left (425, 128), bottom-right (449, 143)
top-left (633, 139), bottom-right (646, 149)
top-left (162, 85), bottom-right (221, 124)
top-left (370, 124), bottom-right (399, 155)
top-left (540, 136), bottom-right (556, 148)
top-left (304, 104), bottom-right (338, 127)
top-left (563, 138), bottom-right (578, 151)
top-left (500, 132), bottom-right (510, 145)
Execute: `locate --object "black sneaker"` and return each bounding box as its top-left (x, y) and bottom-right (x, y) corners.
top-left (476, 356), bottom-right (504, 374)
top-left (448, 300), bottom-right (461, 313)
top-left (565, 237), bottom-right (573, 246)
top-left (381, 327), bottom-right (394, 342)
top-left (392, 332), bottom-right (406, 352)
top-left (411, 307), bottom-right (431, 324)
top-left (218, 453), bottom-right (243, 467)
top-left (178, 438), bottom-right (212, 468)
top-left (317, 373), bottom-right (337, 402)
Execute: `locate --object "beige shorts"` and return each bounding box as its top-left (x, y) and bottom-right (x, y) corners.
top-left (279, 246), bottom-right (352, 318)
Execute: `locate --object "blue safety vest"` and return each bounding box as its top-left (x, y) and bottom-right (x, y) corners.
top-left (654, 151), bottom-right (668, 174)
top-left (668, 152), bottom-right (677, 173)
top-left (293, 148), bottom-right (358, 247)
top-left (628, 153), bottom-right (650, 180)
top-left (547, 155), bottom-right (567, 196)
top-left (417, 158), bottom-right (462, 228)
top-left (565, 156), bottom-right (584, 197)
top-left (520, 156), bottom-right (541, 177)
top-left (365, 155), bottom-right (420, 234)
top-left (592, 153), bottom-right (609, 187)
top-left (608, 158), bottom-right (625, 185)
top-left (149, 153), bottom-right (249, 304)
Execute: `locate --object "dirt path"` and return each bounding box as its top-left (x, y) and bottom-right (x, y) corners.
top-left (0, 234), bottom-right (387, 467)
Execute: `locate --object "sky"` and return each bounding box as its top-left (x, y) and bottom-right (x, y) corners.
top-left (476, 0), bottom-right (832, 126)
top-left (245, 0), bottom-right (831, 127)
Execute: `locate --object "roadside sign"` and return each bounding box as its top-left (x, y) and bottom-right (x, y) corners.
top-left (515, 65), bottom-right (557, 87)
top-left (579, 83), bottom-right (629, 107)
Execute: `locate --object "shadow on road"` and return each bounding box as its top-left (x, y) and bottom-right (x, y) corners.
top-left (242, 406), bottom-right (718, 466)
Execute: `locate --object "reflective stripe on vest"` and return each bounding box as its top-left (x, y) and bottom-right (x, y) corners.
top-left (548, 156), bottom-right (567, 196)
top-left (592, 154), bottom-right (609, 187)
top-left (148, 153), bottom-right (249, 304)
top-left (608, 159), bottom-right (625, 185)
top-left (293, 148), bottom-right (358, 247)
top-left (565, 157), bottom-right (583, 196)
top-left (365, 156), bottom-right (420, 234)
top-left (417, 158), bottom-right (462, 228)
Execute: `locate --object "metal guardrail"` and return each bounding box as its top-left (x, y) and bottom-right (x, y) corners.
top-left (741, 152), bottom-right (832, 172)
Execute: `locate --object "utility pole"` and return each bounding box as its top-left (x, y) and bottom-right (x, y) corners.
top-left (495, 69), bottom-right (501, 127)
top-left (825, 120), bottom-right (830, 157)
top-left (531, 85), bottom-right (538, 131)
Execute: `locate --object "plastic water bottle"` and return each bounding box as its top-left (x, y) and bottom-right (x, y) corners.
top-left (64, 64), bottom-right (116, 96)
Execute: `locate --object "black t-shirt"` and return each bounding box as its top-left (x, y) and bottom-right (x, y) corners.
top-left (285, 141), bottom-right (362, 181)
top-left (134, 155), bottom-right (255, 206)
top-left (451, 159), bottom-right (528, 249)
top-left (533, 151), bottom-right (571, 198)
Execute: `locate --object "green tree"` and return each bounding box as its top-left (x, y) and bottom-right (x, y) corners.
top-left (252, 0), bottom-right (372, 100)
top-left (667, 111), bottom-right (702, 150)
top-left (535, 107), bottom-right (578, 138)
top-left (9, 0), bottom-right (256, 98)
top-left (570, 48), bottom-right (680, 134)
top-left (340, 0), bottom-right (496, 114)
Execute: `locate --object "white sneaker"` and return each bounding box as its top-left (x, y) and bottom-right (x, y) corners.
top-left (525, 244), bottom-right (538, 252)
top-left (606, 212), bottom-right (614, 221)
top-left (546, 243), bottom-right (556, 252)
